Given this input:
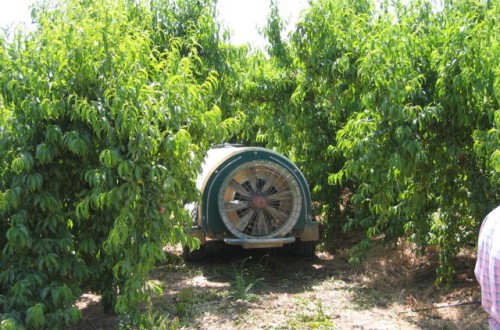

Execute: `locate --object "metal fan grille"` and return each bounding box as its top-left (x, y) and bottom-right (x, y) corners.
top-left (218, 160), bottom-right (302, 239)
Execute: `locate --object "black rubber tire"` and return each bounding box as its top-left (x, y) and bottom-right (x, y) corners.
top-left (290, 240), bottom-right (316, 257)
top-left (182, 244), bottom-right (206, 261)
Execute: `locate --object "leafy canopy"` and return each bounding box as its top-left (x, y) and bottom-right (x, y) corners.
top-left (0, 0), bottom-right (237, 328)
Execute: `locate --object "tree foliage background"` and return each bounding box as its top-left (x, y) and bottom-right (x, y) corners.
top-left (0, 0), bottom-right (498, 328)
top-left (250, 0), bottom-right (499, 286)
top-left (0, 0), bottom-right (238, 328)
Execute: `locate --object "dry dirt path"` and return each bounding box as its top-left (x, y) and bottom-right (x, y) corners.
top-left (72, 242), bottom-right (489, 329)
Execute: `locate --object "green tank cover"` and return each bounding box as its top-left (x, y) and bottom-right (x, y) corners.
top-left (196, 145), bottom-right (313, 239)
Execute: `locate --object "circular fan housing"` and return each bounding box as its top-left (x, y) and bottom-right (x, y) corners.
top-left (194, 145), bottom-right (316, 245)
top-left (218, 160), bottom-right (302, 239)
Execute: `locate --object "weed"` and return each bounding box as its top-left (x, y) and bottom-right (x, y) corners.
top-left (287, 296), bottom-right (335, 329)
top-left (175, 287), bottom-right (224, 317)
top-left (138, 308), bottom-right (180, 330)
top-left (119, 298), bottom-right (180, 330)
top-left (229, 257), bottom-right (263, 301)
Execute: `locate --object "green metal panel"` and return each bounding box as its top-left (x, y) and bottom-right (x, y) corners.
top-left (199, 146), bottom-right (312, 237)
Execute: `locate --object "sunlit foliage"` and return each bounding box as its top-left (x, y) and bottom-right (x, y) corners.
top-left (256, 0), bottom-right (499, 287)
top-left (0, 0), bottom-right (237, 327)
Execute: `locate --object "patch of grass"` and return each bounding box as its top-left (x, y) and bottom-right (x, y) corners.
top-left (286, 296), bottom-right (335, 329)
top-left (174, 287), bottom-right (225, 317)
top-left (229, 257), bottom-right (263, 301)
top-left (119, 298), bottom-right (181, 330)
top-left (140, 305), bottom-right (181, 329)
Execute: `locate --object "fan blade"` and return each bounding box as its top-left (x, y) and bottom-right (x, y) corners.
top-left (264, 205), bottom-right (288, 224)
top-left (224, 200), bottom-right (250, 212)
top-left (246, 166), bottom-right (258, 193)
top-left (229, 179), bottom-right (252, 198)
top-left (234, 209), bottom-right (255, 231)
top-left (267, 190), bottom-right (293, 202)
top-left (252, 210), bottom-right (270, 235)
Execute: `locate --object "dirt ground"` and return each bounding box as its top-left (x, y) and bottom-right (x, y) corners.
top-left (70, 236), bottom-right (489, 330)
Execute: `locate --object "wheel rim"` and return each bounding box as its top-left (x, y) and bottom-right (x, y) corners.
top-left (218, 160), bottom-right (302, 239)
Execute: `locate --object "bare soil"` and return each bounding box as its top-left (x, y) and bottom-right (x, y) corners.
top-left (70, 238), bottom-right (489, 330)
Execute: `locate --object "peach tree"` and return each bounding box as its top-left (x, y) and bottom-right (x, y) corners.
top-left (0, 0), bottom-right (236, 328)
top-left (255, 0), bottom-right (498, 286)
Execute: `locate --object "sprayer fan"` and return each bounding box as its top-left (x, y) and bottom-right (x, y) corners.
top-left (218, 160), bottom-right (302, 239)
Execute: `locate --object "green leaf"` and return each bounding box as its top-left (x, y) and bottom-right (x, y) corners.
top-left (26, 303), bottom-right (47, 329)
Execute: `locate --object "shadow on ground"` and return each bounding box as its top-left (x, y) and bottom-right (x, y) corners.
top-left (69, 239), bottom-right (489, 329)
